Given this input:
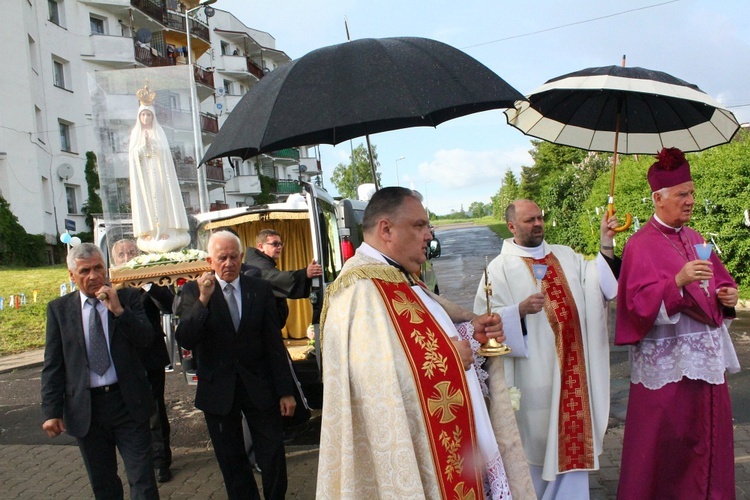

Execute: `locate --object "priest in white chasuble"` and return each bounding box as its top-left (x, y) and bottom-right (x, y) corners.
top-left (318, 187), bottom-right (535, 499)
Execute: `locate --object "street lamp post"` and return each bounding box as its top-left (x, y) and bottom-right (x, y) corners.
top-left (185, 0), bottom-right (216, 213)
top-left (395, 156), bottom-right (405, 186)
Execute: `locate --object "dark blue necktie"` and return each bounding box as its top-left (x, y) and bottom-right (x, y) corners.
top-left (86, 298), bottom-right (110, 376)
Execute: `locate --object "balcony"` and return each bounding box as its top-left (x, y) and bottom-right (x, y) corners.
top-left (134, 39), bottom-right (171, 67)
top-left (156, 105), bottom-right (192, 129)
top-left (194, 65), bottom-right (214, 88)
top-left (276, 179), bottom-right (302, 194)
top-left (86, 34), bottom-right (137, 65)
top-left (225, 174), bottom-right (261, 195)
top-left (220, 54), bottom-right (251, 74)
top-left (204, 160), bottom-right (224, 182)
top-left (210, 201), bottom-right (229, 211)
top-left (247, 59), bottom-right (264, 79)
top-left (200, 113), bottom-right (219, 134)
top-left (269, 148), bottom-right (300, 161)
top-left (131, 0), bottom-right (164, 24)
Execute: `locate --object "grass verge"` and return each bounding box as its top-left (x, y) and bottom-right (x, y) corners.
top-left (0, 265), bottom-right (69, 355)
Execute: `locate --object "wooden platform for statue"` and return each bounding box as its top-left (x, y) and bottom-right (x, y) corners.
top-left (110, 260), bottom-right (211, 289)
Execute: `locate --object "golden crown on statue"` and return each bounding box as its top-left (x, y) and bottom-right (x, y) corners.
top-left (136, 81), bottom-right (156, 106)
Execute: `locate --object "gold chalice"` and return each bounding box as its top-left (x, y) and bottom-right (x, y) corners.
top-left (477, 258), bottom-right (511, 357)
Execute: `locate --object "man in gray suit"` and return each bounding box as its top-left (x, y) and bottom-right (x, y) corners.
top-left (41, 243), bottom-right (159, 499)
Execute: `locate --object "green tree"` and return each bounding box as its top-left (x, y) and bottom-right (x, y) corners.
top-left (254, 159), bottom-right (278, 205)
top-left (542, 152), bottom-right (611, 249)
top-left (330, 143), bottom-right (382, 198)
top-left (519, 140), bottom-right (588, 201)
top-left (581, 153), bottom-right (652, 254)
top-left (0, 194), bottom-right (46, 266)
top-left (81, 151), bottom-right (103, 230)
top-left (468, 201), bottom-right (489, 218)
top-left (491, 168), bottom-right (520, 219)
top-left (684, 132), bottom-right (750, 287)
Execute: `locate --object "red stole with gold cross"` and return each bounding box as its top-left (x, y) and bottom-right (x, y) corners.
top-left (372, 279), bottom-right (485, 499)
top-left (523, 253), bottom-right (595, 472)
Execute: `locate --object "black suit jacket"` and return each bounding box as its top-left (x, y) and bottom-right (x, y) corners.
top-left (40, 288), bottom-right (155, 438)
top-left (244, 249), bottom-right (311, 324)
top-left (175, 275), bottom-right (295, 416)
top-left (139, 285), bottom-right (173, 370)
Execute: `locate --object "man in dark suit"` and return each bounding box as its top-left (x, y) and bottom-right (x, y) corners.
top-left (176, 231), bottom-right (296, 500)
top-left (112, 238), bottom-right (174, 483)
top-left (41, 243), bottom-right (158, 499)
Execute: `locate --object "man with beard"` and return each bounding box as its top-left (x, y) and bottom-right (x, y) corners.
top-left (474, 199), bottom-right (619, 499)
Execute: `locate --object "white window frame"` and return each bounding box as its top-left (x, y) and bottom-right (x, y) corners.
top-left (89, 15), bottom-right (106, 35)
top-left (59, 120), bottom-right (74, 152)
top-left (48, 0), bottom-right (64, 27)
top-left (53, 59), bottom-right (66, 89)
top-left (65, 185), bottom-right (78, 214)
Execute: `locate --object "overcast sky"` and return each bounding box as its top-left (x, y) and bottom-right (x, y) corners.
top-left (214, 0), bottom-right (750, 214)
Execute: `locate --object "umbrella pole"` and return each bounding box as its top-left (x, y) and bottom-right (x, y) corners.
top-left (608, 112), bottom-right (632, 232)
top-left (365, 134), bottom-right (380, 190)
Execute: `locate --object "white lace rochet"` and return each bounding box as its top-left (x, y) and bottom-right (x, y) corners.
top-left (630, 310), bottom-right (740, 390)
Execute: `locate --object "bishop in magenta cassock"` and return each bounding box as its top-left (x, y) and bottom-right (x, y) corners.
top-left (616, 147), bottom-right (740, 499)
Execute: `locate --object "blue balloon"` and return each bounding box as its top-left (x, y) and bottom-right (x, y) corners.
top-left (60, 233), bottom-right (72, 244)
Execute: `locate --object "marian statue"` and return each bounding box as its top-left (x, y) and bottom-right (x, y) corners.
top-left (128, 83), bottom-right (191, 253)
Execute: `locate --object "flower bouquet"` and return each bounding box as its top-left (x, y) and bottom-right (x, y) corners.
top-left (110, 248), bottom-right (210, 289)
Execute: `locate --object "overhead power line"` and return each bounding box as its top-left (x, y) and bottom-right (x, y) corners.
top-left (461, 0), bottom-right (681, 50)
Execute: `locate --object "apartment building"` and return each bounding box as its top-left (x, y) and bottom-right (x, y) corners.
top-left (1, 0), bottom-right (318, 260)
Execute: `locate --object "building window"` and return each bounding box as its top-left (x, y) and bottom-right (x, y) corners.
top-left (53, 60), bottom-right (65, 88)
top-left (48, 0), bottom-right (62, 26)
top-left (223, 80), bottom-right (232, 96)
top-left (220, 41), bottom-right (229, 55)
top-left (65, 185), bottom-right (78, 214)
top-left (29, 35), bottom-right (39, 73)
top-left (35, 106), bottom-right (46, 144)
top-left (90, 16), bottom-right (105, 35)
top-left (59, 121), bottom-right (73, 152)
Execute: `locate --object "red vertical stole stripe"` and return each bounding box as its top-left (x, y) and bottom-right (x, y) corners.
top-left (372, 279), bottom-right (484, 499)
top-left (523, 253), bottom-right (595, 471)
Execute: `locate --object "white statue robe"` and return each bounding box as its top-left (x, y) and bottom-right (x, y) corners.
top-left (318, 244), bottom-right (535, 499)
top-left (474, 239), bottom-right (616, 486)
top-left (128, 105), bottom-right (190, 253)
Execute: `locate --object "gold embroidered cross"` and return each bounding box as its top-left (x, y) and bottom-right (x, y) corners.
top-left (453, 482), bottom-right (477, 500)
top-left (428, 381), bottom-right (464, 424)
top-left (392, 291), bottom-right (424, 323)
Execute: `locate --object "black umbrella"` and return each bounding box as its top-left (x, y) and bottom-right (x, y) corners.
top-left (202, 36), bottom-right (524, 185)
top-left (505, 59), bottom-right (740, 231)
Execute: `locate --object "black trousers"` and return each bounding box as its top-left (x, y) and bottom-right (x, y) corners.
top-left (76, 389), bottom-right (158, 500)
top-left (204, 380), bottom-right (287, 500)
top-left (146, 368), bottom-right (171, 470)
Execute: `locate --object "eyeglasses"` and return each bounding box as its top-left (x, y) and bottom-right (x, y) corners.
top-left (265, 241), bottom-right (284, 248)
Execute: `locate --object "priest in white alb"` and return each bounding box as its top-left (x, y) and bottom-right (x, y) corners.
top-left (474, 199), bottom-right (619, 499)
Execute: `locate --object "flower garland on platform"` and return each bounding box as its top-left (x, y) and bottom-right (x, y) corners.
top-left (121, 248), bottom-right (208, 269)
